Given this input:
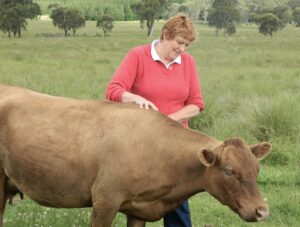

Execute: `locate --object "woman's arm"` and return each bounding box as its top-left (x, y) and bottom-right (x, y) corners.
top-left (106, 49), bottom-right (139, 102)
top-left (168, 104), bottom-right (200, 122)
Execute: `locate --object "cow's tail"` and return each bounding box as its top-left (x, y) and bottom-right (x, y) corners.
top-left (0, 168), bottom-right (8, 227)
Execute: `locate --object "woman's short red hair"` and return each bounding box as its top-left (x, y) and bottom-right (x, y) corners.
top-left (160, 13), bottom-right (196, 42)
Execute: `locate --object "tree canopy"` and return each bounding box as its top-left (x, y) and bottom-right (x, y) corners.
top-left (131, 0), bottom-right (168, 37)
top-left (272, 5), bottom-right (292, 28)
top-left (258, 13), bottom-right (280, 36)
top-left (0, 0), bottom-right (41, 38)
top-left (96, 14), bottom-right (114, 37)
top-left (293, 7), bottom-right (300, 26)
top-left (50, 6), bottom-right (85, 36)
top-left (288, 0), bottom-right (300, 9)
top-left (207, 0), bottom-right (240, 36)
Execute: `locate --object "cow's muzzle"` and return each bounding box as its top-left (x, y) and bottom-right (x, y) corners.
top-left (255, 206), bottom-right (269, 221)
top-left (239, 205), bottom-right (269, 222)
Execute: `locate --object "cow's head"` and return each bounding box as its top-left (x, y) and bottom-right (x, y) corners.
top-left (198, 137), bottom-right (271, 222)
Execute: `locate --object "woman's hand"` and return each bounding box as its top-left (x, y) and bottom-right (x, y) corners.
top-left (121, 91), bottom-right (158, 111)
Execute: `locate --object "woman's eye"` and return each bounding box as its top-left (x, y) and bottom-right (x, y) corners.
top-left (224, 168), bottom-right (234, 176)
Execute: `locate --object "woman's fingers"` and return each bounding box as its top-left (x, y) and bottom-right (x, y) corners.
top-left (149, 102), bottom-right (158, 111)
top-left (136, 97), bottom-right (158, 111)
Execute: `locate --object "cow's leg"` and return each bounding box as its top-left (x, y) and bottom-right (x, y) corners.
top-left (90, 185), bottom-right (121, 227)
top-left (0, 170), bottom-right (8, 227)
top-left (127, 215), bottom-right (146, 227)
top-left (91, 201), bottom-right (118, 227)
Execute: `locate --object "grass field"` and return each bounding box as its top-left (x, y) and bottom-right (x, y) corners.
top-left (0, 20), bottom-right (300, 227)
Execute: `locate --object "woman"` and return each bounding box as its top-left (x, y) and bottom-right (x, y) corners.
top-left (106, 13), bottom-right (204, 227)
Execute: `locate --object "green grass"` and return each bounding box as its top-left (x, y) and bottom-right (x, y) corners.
top-left (1, 20), bottom-right (300, 226)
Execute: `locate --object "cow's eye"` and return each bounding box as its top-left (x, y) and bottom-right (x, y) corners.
top-left (224, 168), bottom-right (234, 176)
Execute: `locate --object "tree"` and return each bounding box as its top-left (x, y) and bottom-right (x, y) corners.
top-left (131, 0), bottom-right (168, 37)
top-left (165, 3), bottom-right (180, 19)
top-left (67, 9), bottom-right (86, 35)
top-left (96, 14), bottom-right (114, 37)
top-left (50, 7), bottom-right (85, 36)
top-left (249, 12), bottom-right (260, 24)
top-left (178, 5), bottom-right (190, 15)
top-left (288, 0), bottom-right (300, 9)
top-left (225, 23), bottom-right (236, 36)
top-left (258, 13), bottom-right (280, 37)
top-left (245, 2), bottom-right (292, 29)
top-left (0, 0), bottom-right (40, 38)
top-left (199, 8), bottom-right (206, 21)
top-left (207, 0), bottom-right (240, 36)
top-left (293, 7), bottom-right (300, 26)
top-left (272, 5), bottom-right (292, 29)
top-left (123, 3), bottom-right (135, 21)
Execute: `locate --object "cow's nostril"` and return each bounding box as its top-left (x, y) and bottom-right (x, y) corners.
top-left (256, 206), bottom-right (269, 220)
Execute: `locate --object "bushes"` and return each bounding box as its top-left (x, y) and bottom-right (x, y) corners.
top-left (190, 92), bottom-right (299, 167)
top-left (238, 95), bottom-right (299, 166)
top-left (190, 97), bottom-right (222, 131)
top-left (245, 96), bottom-right (299, 142)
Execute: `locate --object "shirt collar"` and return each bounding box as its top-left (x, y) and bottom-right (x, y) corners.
top-left (151, 40), bottom-right (181, 68)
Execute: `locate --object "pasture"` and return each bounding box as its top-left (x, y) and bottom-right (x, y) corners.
top-left (0, 20), bottom-right (300, 226)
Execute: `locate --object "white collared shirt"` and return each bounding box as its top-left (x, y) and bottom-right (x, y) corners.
top-left (151, 40), bottom-right (181, 69)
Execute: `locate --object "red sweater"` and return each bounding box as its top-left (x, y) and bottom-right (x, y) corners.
top-left (106, 44), bottom-right (204, 127)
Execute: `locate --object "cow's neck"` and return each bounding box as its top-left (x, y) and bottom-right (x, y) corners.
top-left (166, 130), bottom-right (220, 198)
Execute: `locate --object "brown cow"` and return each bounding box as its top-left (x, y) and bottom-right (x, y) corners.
top-left (0, 84), bottom-right (271, 227)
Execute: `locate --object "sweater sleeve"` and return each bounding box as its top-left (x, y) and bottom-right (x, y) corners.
top-left (185, 56), bottom-right (204, 111)
top-left (105, 48), bottom-right (140, 102)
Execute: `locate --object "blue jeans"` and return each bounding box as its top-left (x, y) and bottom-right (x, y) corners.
top-left (163, 200), bottom-right (192, 227)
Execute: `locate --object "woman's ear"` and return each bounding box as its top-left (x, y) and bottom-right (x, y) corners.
top-left (162, 29), bottom-right (169, 41)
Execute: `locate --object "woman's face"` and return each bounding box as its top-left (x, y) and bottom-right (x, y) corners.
top-left (163, 35), bottom-right (190, 61)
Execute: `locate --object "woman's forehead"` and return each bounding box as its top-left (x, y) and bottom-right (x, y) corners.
top-left (175, 36), bottom-right (190, 44)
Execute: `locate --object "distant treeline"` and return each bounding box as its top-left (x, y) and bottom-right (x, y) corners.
top-left (35, 0), bottom-right (300, 23)
top-left (35, 0), bottom-right (138, 21)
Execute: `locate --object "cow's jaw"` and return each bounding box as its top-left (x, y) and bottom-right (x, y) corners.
top-left (220, 187), bottom-right (270, 222)
top-left (211, 191), bottom-right (270, 222)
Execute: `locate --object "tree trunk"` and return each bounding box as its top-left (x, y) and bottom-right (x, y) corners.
top-left (146, 19), bottom-right (154, 37)
top-left (64, 29), bottom-right (68, 36)
top-left (215, 29), bottom-right (218, 36)
top-left (8, 31), bottom-right (11, 38)
top-left (18, 29), bottom-right (21, 38)
top-left (139, 20), bottom-right (144, 29)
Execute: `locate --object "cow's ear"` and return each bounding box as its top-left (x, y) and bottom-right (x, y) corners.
top-left (198, 149), bottom-right (216, 167)
top-left (249, 142), bottom-right (272, 160)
